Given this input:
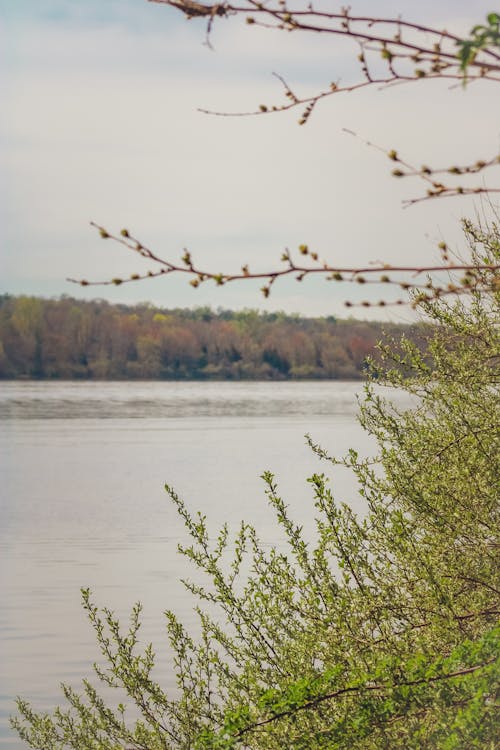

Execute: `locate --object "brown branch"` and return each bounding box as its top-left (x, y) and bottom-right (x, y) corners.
top-left (403, 187), bottom-right (500, 207)
top-left (433, 427), bottom-right (497, 460)
top-left (342, 130), bottom-right (500, 207)
top-left (67, 223), bottom-right (500, 308)
top-left (454, 607), bottom-right (500, 621)
top-left (151, 1), bottom-right (500, 207)
top-left (67, 222), bottom-right (500, 307)
top-left (148, 0), bottom-right (228, 17)
top-left (444, 575), bottom-right (500, 598)
top-left (151, 1), bottom-right (500, 72)
top-left (77, 5), bottom-right (500, 302)
top-left (197, 70), bottom-right (499, 122)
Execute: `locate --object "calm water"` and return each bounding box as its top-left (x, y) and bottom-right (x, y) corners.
top-left (0, 381), bottom-right (406, 748)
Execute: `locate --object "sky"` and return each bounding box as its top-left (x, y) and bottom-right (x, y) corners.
top-left (1, 0), bottom-right (499, 320)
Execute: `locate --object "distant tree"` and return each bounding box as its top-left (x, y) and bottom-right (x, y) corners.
top-left (0, 297), bottom-right (401, 380)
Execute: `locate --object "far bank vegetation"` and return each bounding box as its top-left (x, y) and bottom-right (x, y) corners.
top-left (0, 295), bottom-right (417, 380)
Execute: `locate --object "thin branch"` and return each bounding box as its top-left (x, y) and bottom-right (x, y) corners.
top-left (77, 5), bottom-right (500, 305)
top-left (68, 223), bottom-right (500, 308)
top-left (149, 1), bottom-right (500, 208)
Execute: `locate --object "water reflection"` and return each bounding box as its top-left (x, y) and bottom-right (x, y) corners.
top-left (0, 381), bottom-right (375, 420)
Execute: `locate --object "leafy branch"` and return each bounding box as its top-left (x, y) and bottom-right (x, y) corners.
top-left (195, 626), bottom-right (499, 747)
top-left (457, 12), bottom-right (500, 78)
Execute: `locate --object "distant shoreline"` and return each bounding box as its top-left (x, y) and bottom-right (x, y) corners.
top-left (0, 374), bottom-right (366, 382)
top-left (0, 295), bottom-right (417, 381)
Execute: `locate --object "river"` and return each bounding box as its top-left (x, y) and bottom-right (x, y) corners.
top-left (0, 380), bottom-right (406, 748)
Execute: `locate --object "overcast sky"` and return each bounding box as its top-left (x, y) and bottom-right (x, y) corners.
top-left (1, 0), bottom-right (499, 320)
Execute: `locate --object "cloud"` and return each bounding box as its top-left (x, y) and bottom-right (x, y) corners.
top-left (2, 2), bottom-right (499, 319)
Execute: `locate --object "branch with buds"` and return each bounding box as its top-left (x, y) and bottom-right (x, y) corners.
top-left (151, 3), bottom-right (500, 101)
top-left (70, 7), bottom-right (500, 308)
top-left (67, 222), bottom-right (500, 309)
top-left (149, 3), bottom-right (500, 202)
top-left (340, 131), bottom-right (500, 207)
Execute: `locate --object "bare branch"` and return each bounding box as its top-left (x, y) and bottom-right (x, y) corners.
top-left (78, 5), bottom-right (500, 305)
top-left (67, 223), bottom-right (500, 309)
top-left (150, 2), bottom-right (500, 199)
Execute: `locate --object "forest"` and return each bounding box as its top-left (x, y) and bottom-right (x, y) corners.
top-left (0, 295), bottom-right (416, 380)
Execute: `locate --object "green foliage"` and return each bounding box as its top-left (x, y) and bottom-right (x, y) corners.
top-left (457, 13), bottom-right (500, 79)
top-left (11, 220), bottom-right (499, 748)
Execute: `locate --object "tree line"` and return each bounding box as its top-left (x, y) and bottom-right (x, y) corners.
top-left (0, 295), bottom-right (417, 380)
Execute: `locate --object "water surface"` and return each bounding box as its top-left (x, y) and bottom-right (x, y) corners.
top-left (0, 381), bottom-right (405, 748)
